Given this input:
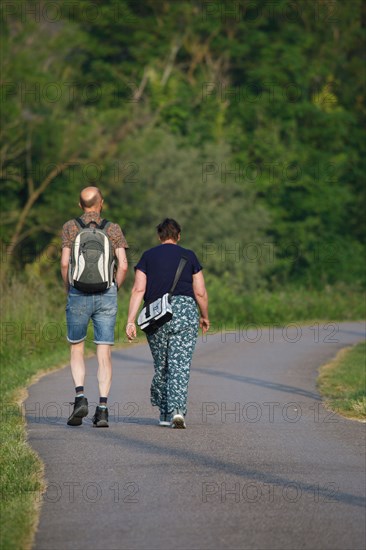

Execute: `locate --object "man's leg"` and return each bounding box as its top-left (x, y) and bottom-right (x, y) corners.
top-left (96, 344), bottom-right (112, 397)
top-left (70, 341), bottom-right (86, 387)
top-left (92, 285), bottom-right (118, 427)
top-left (67, 342), bottom-right (89, 426)
top-left (66, 289), bottom-right (90, 426)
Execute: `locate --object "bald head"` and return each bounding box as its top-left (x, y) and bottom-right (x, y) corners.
top-left (79, 187), bottom-right (103, 211)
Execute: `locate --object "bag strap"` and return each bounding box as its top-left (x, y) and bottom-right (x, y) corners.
top-left (169, 256), bottom-right (188, 295)
top-left (75, 217), bottom-right (86, 229)
top-left (75, 217), bottom-right (109, 230)
top-left (99, 219), bottom-right (109, 230)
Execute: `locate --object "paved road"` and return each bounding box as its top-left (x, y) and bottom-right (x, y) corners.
top-left (26, 322), bottom-right (365, 550)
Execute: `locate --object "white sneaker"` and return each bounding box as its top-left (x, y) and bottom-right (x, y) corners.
top-left (171, 409), bottom-right (186, 429)
top-left (159, 413), bottom-right (171, 427)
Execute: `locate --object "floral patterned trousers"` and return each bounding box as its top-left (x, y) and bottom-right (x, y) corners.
top-left (147, 295), bottom-right (199, 416)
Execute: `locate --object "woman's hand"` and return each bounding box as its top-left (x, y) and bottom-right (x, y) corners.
top-left (126, 322), bottom-right (137, 341)
top-left (199, 317), bottom-right (210, 334)
top-left (125, 270), bottom-right (146, 341)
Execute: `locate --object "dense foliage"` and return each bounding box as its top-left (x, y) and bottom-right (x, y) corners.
top-left (1, 0), bottom-right (365, 291)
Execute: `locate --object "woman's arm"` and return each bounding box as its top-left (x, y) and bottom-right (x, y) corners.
top-left (126, 269), bottom-right (147, 340)
top-left (192, 271), bottom-right (210, 333)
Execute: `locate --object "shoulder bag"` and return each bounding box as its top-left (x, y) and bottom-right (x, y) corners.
top-left (137, 256), bottom-right (188, 334)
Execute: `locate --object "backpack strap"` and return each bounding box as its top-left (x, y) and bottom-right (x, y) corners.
top-left (99, 219), bottom-right (109, 230)
top-left (75, 217), bottom-right (110, 230)
top-left (75, 217), bottom-right (86, 229)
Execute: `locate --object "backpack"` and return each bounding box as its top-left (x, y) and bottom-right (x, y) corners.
top-left (68, 217), bottom-right (115, 293)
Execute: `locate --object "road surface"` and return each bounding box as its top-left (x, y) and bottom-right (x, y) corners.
top-left (26, 321), bottom-right (366, 550)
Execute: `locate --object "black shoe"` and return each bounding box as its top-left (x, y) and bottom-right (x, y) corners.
top-left (67, 396), bottom-right (88, 426)
top-left (92, 406), bottom-right (109, 428)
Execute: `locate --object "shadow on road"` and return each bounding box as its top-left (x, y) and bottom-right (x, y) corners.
top-left (73, 428), bottom-right (365, 509)
top-left (192, 366), bottom-right (321, 401)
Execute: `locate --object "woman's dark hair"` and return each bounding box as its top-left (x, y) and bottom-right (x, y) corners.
top-left (157, 218), bottom-right (181, 242)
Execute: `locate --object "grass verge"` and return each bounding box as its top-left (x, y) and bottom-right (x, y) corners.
top-left (317, 341), bottom-right (366, 420)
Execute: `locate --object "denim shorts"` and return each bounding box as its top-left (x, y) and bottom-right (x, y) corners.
top-left (66, 284), bottom-right (118, 345)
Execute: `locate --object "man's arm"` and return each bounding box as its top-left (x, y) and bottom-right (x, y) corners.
top-left (115, 247), bottom-right (128, 290)
top-left (192, 271), bottom-right (210, 333)
top-left (61, 247), bottom-right (71, 293)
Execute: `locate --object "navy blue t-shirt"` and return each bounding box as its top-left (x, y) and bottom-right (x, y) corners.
top-left (135, 244), bottom-right (202, 304)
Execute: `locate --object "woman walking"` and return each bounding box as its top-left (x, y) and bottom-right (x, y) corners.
top-left (125, 219), bottom-right (210, 428)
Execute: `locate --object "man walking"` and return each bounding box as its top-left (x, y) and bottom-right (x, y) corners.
top-left (61, 186), bottom-right (128, 427)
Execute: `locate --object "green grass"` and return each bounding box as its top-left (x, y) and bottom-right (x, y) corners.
top-left (317, 341), bottom-right (366, 420)
top-left (207, 279), bottom-right (366, 326)
top-left (0, 402), bottom-right (45, 550)
top-left (0, 274), bottom-right (365, 548)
